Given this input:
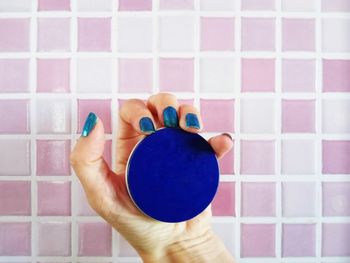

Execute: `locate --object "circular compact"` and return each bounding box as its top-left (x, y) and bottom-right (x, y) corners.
top-left (126, 127), bottom-right (219, 223)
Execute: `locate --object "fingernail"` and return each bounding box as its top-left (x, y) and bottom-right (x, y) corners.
top-left (185, 113), bottom-right (200, 129)
top-left (82, 112), bottom-right (97, 137)
top-left (163, 106), bottom-right (179, 127)
top-left (222, 133), bottom-right (233, 141)
top-left (139, 117), bottom-right (155, 133)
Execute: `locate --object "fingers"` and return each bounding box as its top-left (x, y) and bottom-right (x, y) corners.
top-left (208, 133), bottom-right (233, 159)
top-left (179, 104), bottom-right (203, 133)
top-left (147, 93), bottom-right (179, 128)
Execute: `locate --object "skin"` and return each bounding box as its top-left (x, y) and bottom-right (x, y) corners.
top-left (70, 93), bottom-right (237, 262)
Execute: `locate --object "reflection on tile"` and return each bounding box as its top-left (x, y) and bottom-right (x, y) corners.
top-left (0, 19), bottom-right (30, 51)
top-left (0, 140), bottom-right (31, 176)
top-left (212, 182), bottom-right (235, 216)
top-left (0, 59), bottom-right (30, 93)
top-left (241, 224), bottom-right (275, 257)
top-left (0, 181), bottom-right (31, 215)
top-left (323, 182), bottom-right (350, 216)
top-left (0, 222), bottom-right (31, 256)
top-left (282, 224), bottom-right (316, 257)
top-left (0, 99), bottom-right (30, 134)
top-left (322, 223), bottom-right (350, 256)
top-left (200, 99), bottom-right (234, 132)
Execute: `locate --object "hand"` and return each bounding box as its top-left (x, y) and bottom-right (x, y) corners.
top-left (70, 93), bottom-right (236, 262)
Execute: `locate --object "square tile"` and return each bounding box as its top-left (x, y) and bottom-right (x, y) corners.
top-left (322, 18), bottom-right (350, 52)
top-left (242, 183), bottom-right (275, 217)
top-left (322, 223), bottom-right (350, 256)
top-left (37, 59), bottom-right (70, 93)
top-left (200, 17), bottom-right (234, 51)
top-left (0, 59), bottom-right (30, 93)
top-left (77, 0), bottom-right (112, 11)
top-left (78, 18), bottom-right (111, 52)
top-left (38, 0), bottom-right (70, 10)
top-left (241, 59), bottom-right (275, 92)
top-left (282, 182), bottom-right (316, 217)
top-left (77, 99), bottom-right (111, 133)
top-left (323, 99), bottom-right (350, 133)
top-left (281, 140), bottom-right (316, 175)
top-left (219, 147), bottom-right (234, 174)
top-left (200, 0), bottom-right (235, 11)
top-left (36, 99), bottom-right (71, 134)
top-left (212, 222), bottom-right (235, 254)
top-left (37, 222), bottom-right (71, 256)
top-left (282, 18), bottom-right (315, 51)
top-left (241, 98), bottom-right (275, 133)
top-left (323, 59), bottom-right (350, 92)
top-left (159, 16), bottom-right (194, 52)
top-left (160, 0), bottom-right (193, 10)
top-left (242, 0), bottom-right (275, 10)
top-left (159, 58), bottom-right (194, 92)
top-left (77, 181), bottom-right (97, 216)
top-left (242, 18), bottom-right (275, 51)
top-left (322, 0), bottom-right (350, 12)
top-left (282, 59), bottom-right (315, 92)
top-left (36, 140), bottom-right (71, 176)
top-left (0, 19), bottom-right (30, 52)
top-left (282, 100), bottom-right (315, 133)
top-left (117, 17), bottom-right (152, 52)
top-left (77, 58), bottom-right (112, 93)
top-left (0, 222), bottom-right (31, 256)
top-left (0, 181), bottom-right (31, 215)
top-left (200, 99), bottom-right (234, 132)
top-left (200, 57), bottom-right (235, 93)
top-left (323, 182), bottom-right (350, 216)
top-left (118, 58), bottom-right (153, 93)
top-left (0, 0), bottom-right (32, 11)
top-left (241, 140), bottom-right (275, 175)
top-left (282, 224), bottom-right (316, 257)
top-left (323, 140), bottom-right (350, 174)
top-left (0, 140), bottom-right (31, 176)
top-left (241, 224), bottom-right (275, 257)
top-left (37, 18), bottom-right (70, 52)
top-left (282, 0), bottom-right (316, 11)
top-left (0, 99), bottom-right (30, 134)
top-left (118, 0), bottom-right (152, 11)
top-left (37, 181), bottom-right (71, 216)
top-left (118, 235), bottom-right (138, 257)
top-left (78, 222), bottom-right (112, 256)
top-left (212, 182), bottom-right (235, 216)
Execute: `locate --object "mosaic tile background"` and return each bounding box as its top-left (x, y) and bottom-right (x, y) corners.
top-left (0, 0), bottom-right (350, 262)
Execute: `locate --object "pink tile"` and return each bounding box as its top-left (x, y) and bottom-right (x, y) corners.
top-left (322, 0), bottom-right (350, 11)
top-left (282, 18), bottom-right (315, 51)
top-left (37, 59), bottom-right (70, 93)
top-left (242, 59), bottom-right (275, 92)
top-left (212, 182), bottom-right (235, 216)
top-left (0, 222), bottom-right (31, 256)
top-left (159, 58), bottom-right (194, 92)
top-left (200, 99), bottom-right (234, 132)
top-left (323, 182), bottom-right (350, 216)
top-left (78, 18), bottom-right (111, 52)
top-left (38, 0), bottom-right (70, 10)
top-left (242, 0), bottom-right (275, 10)
top-left (323, 141), bottom-right (350, 174)
top-left (37, 18), bottom-right (70, 51)
top-left (322, 223), bottom-right (350, 256)
top-left (241, 224), bottom-right (275, 257)
top-left (282, 59), bottom-right (315, 92)
top-left (323, 59), bottom-right (350, 92)
top-left (201, 17), bottom-right (234, 51)
top-left (282, 100), bottom-right (315, 133)
top-left (282, 224), bottom-right (316, 257)
top-left (241, 183), bottom-right (276, 217)
top-left (242, 18), bottom-right (275, 51)
top-left (37, 222), bottom-right (71, 256)
top-left (0, 140), bottom-right (31, 176)
top-left (78, 222), bottom-right (112, 256)
top-left (219, 146), bottom-right (234, 174)
top-left (0, 19), bottom-right (30, 52)
top-left (37, 181), bottom-right (71, 216)
top-left (0, 99), bottom-right (30, 134)
top-left (36, 140), bottom-right (71, 176)
top-left (78, 99), bottom-right (111, 133)
top-left (118, 0), bottom-right (152, 11)
top-left (0, 59), bottom-right (29, 93)
top-left (178, 99), bottom-right (194, 106)
top-left (0, 181), bottom-right (31, 215)
top-left (241, 140), bottom-right (275, 174)
top-left (77, 182), bottom-right (97, 216)
top-left (118, 59), bottom-right (153, 93)
top-left (159, 0), bottom-right (193, 9)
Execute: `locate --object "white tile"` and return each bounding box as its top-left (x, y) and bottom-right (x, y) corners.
top-left (282, 0), bottom-right (316, 11)
top-left (212, 222), bottom-right (235, 254)
top-left (0, 0), bottom-right (32, 11)
top-left (118, 234), bottom-right (138, 257)
top-left (323, 99), bottom-right (350, 133)
top-left (77, 0), bottom-right (112, 11)
top-left (200, 0), bottom-right (235, 11)
top-left (322, 18), bottom-right (350, 52)
top-left (0, 140), bottom-right (31, 176)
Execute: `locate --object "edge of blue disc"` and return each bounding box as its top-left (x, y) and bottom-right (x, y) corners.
top-left (125, 127), bottom-right (219, 223)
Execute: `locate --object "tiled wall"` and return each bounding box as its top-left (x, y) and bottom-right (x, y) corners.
top-left (0, 0), bottom-right (350, 262)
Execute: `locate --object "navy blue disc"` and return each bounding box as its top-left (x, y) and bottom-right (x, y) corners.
top-left (126, 127), bottom-right (219, 223)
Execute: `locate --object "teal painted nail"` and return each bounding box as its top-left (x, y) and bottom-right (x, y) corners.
top-left (163, 106), bottom-right (179, 127)
top-left (185, 113), bottom-right (200, 129)
top-left (82, 112), bottom-right (97, 137)
top-left (139, 117), bottom-right (155, 133)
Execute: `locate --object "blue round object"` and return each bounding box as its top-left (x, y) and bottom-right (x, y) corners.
top-left (126, 127), bottom-right (219, 223)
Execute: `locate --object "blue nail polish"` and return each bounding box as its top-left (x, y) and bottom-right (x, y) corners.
top-left (139, 117), bottom-right (155, 133)
top-left (163, 106), bottom-right (179, 127)
top-left (82, 112), bottom-right (97, 137)
top-left (185, 113), bottom-right (200, 129)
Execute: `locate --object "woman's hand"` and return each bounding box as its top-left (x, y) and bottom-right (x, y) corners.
top-left (70, 93), bottom-right (236, 262)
